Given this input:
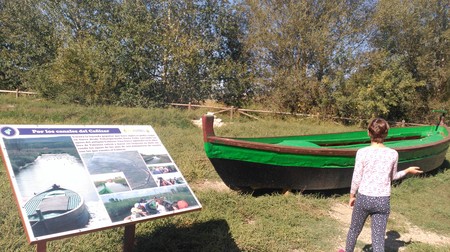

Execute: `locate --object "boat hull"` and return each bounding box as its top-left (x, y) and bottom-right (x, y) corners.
top-left (30, 203), bottom-right (90, 237)
top-left (208, 146), bottom-right (448, 191)
top-left (209, 158), bottom-right (354, 191)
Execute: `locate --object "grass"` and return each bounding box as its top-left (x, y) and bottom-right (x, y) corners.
top-left (390, 165), bottom-right (450, 234)
top-left (1, 95), bottom-right (450, 251)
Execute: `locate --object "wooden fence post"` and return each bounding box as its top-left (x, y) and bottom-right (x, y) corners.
top-left (230, 106), bottom-right (234, 121)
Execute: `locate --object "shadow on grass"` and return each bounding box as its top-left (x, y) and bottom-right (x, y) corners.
top-left (133, 219), bottom-right (240, 252)
top-left (361, 230), bottom-right (412, 252)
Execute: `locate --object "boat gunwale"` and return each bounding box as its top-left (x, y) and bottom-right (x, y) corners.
top-left (202, 115), bottom-right (450, 157)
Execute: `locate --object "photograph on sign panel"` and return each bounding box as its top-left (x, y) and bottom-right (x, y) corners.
top-left (1, 136), bottom-right (106, 237)
top-left (91, 172), bottom-right (131, 195)
top-left (154, 173), bottom-right (185, 187)
top-left (141, 153), bottom-right (173, 165)
top-left (101, 184), bottom-right (200, 222)
top-left (81, 151), bottom-right (158, 190)
top-left (148, 164), bottom-right (178, 175)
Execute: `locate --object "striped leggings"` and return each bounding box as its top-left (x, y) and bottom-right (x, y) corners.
top-left (345, 194), bottom-right (390, 252)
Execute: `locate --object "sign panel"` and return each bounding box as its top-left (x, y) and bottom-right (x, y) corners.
top-left (0, 125), bottom-right (202, 243)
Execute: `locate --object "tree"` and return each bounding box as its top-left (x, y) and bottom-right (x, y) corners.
top-left (244, 0), bottom-right (374, 113)
top-left (371, 0), bottom-right (449, 101)
top-left (29, 0), bottom-right (127, 104)
top-left (153, 0), bottom-right (252, 106)
top-left (335, 51), bottom-right (426, 121)
top-left (3, 0), bottom-right (251, 107)
top-left (211, 1), bottom-right (254, 107)
top-left (0, 0), bottom-right (58, 90)
top-left (34, 35), bottom-right (124, 105)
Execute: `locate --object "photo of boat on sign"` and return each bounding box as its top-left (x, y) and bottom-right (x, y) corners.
top-left (24, 184), bottom-right (90, 237)
top-left (1, 136), bottom-right (104, 239)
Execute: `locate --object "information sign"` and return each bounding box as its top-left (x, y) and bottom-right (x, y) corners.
top-left (0, 125), bottom-right (202, 243)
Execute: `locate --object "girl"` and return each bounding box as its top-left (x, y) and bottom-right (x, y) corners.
top-left (343, 118), bottom-right (423, 252)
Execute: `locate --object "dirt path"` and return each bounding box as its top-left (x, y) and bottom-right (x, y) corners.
top-left (329, 202), bottom-right (450, 251)
top-left (190, 180), bottom-right (231, 192)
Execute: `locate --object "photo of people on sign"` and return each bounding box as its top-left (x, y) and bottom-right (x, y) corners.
top-left (0, 125), bottom-right (202, 243)
top-left (101, 184), bottom-right (199, 222)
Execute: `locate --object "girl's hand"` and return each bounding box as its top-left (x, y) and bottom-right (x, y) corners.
top-left (407, 166), bottom-right (423, 174)
top-left (349, 194), bottom-right (356, 207)
top-left (349, 197), bottom-right (356, 207)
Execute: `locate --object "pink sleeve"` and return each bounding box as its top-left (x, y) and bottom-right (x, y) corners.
top-left (392, 151), bottom-right (407, 180)
top-left (350, 150), bottom-right (363, 194)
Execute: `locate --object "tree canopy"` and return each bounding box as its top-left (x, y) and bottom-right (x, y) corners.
top-left (1, 0), bottom-right (448, 122)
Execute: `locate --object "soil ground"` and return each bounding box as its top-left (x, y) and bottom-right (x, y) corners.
top-left (330, 202), bottom-right (450, 251)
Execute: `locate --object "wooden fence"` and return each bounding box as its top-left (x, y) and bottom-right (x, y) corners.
top-left (0, 89), bottom-right (429, 125)
top-left (169, 102), bottom-right (433, 126)
top-left (0, 89), bottom-right (37, 98)
top-left (169, 102), bottom-right (359, 122)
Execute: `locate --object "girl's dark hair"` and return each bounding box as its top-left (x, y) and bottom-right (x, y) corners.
top-left (368, 118), bottom-right (389, 143)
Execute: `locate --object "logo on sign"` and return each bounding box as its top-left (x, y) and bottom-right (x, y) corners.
top-left (1, 127), bottom-right (17, 137)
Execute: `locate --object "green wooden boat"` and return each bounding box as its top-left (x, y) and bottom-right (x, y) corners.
top-left (202, 114), bottom-right (450, 191)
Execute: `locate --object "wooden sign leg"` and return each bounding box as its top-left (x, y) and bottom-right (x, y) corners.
top-left (123, 224), bottom-right (136, 252)
top-left (36, 241), bottom-right (46, 252)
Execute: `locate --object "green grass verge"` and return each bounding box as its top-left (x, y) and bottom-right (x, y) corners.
top-left (1, 95), bottom-right (449, 251)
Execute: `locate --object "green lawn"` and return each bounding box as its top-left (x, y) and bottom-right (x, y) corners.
top-left (1, 95), bottom-right (449, 251)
